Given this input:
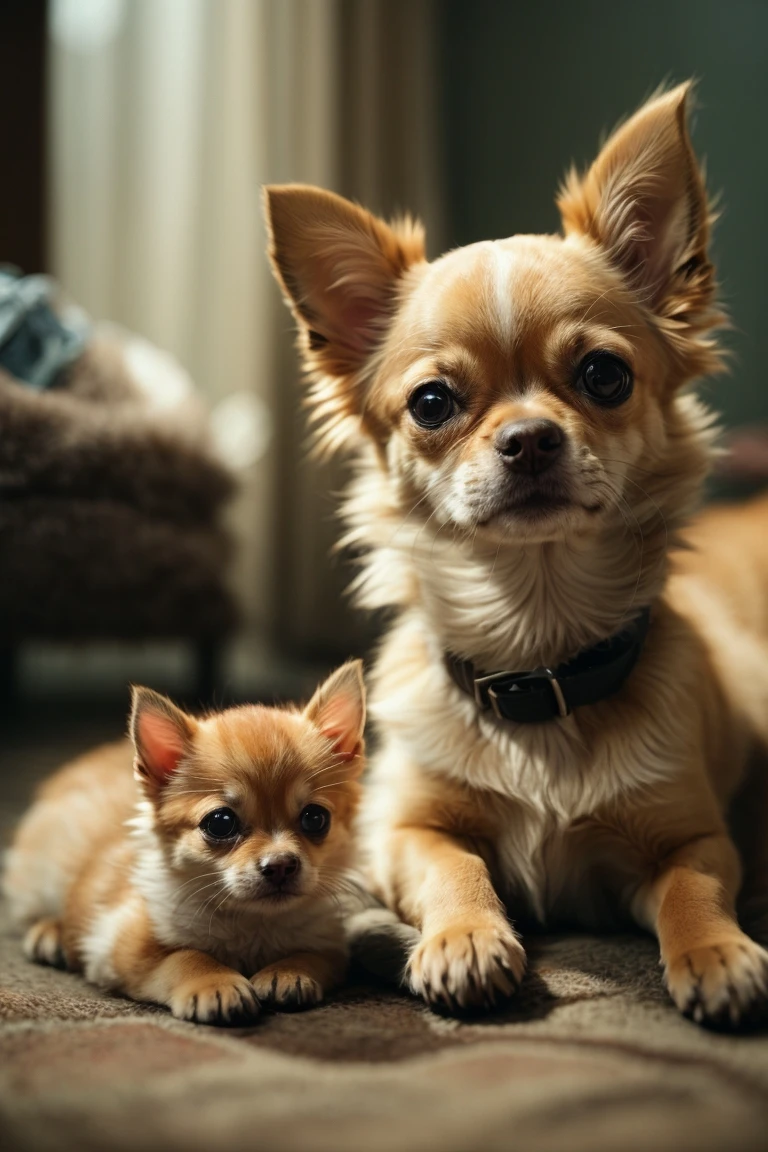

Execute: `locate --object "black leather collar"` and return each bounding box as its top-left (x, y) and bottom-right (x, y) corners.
top-left (446, 607), bottom-right (651, 724)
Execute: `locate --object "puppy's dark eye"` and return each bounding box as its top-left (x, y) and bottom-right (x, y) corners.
top-left (408, 381), bottom-right (456, 428)
top-left (577, 351), bottom-right (633, 406)
top-left (200, 807), bottom-right (240, 841)
top-left (299, 804), bottom-right (330, 837)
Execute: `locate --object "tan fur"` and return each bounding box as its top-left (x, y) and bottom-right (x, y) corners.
top-left (4, 663), bottom-right (365, 1024)
top-left (264, 84), bottom-right (768, 1030)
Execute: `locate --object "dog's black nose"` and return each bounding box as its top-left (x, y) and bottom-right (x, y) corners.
top-left (259, 853), bottom-right (301, 885)
top-left (495, 418), bottom-right (564, 474)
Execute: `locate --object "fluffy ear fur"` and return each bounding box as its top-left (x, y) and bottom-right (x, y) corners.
top-left (558, 83), bottom-right (722, 375)
top-left (304, 660), bottom-right (366, 769)
top-left (263, 184), bottom-right (425, 452)
top-left (130, 687), bottom-right (197, 790)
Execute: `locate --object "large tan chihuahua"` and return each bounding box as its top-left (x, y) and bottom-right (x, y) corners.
top-left (265, 84), bottom-right (768, 1030)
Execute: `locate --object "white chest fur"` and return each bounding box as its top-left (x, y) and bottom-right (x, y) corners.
top-left (366, 617), bottom-right (672, 927)
top-left (132, 840), bottom-right (344, 976)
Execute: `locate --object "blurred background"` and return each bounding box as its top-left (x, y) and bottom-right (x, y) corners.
top-left (1, 0), bottom-right (767, 723)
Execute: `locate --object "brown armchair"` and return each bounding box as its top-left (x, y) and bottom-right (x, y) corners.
top-left (0, 323), bottom-right (239, 704)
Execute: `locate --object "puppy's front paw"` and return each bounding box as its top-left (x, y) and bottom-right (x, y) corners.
top-left (408, 918), bottom-right (526, 1014)
top-left (664, 935), bottom-right (768, 1030)
top-left (251, 965), bottom-right (324, 1011)
top-left (171, 972), bottom-right (262, 1026)
top-left (23, 918), bottom-right (67, 968)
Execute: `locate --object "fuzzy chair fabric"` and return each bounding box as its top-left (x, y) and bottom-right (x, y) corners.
top-left (0, 337), bottom-right (236, 526)
top-left (0, 499), bottom-right (234, 640)
top-left (0, 318), bottom-right (238, 644)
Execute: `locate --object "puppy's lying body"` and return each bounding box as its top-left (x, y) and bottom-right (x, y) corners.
top-left (265, 85), bottom-right (768, 1029)
top-left (4, 663), bottom-right (365, 1023)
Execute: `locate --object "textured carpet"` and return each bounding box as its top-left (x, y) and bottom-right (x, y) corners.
top-left (2, 709), bottom-right (768, 1152)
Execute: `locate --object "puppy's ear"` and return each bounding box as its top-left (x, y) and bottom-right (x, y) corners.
top-left (130, 687), bottom-right (197, 791)
top-left (558, 83), bottom-right (721, 369)
top-left (264, 185), bottom-right (425, 450)
top-left (304, 660), bottom-right (366, 770)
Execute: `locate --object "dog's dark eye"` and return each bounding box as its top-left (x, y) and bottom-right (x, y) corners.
top-left (299, 804), bottom-right (330, 837)
top-left (200, 807), bottom-right (240, 841)
top-left (577, 352), bottom-right (633, 406)
top-left (408, 381), bottom-right (456, 428)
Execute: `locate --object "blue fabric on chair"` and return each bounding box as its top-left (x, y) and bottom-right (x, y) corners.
top-left (0, 267), bottom-right (90, 390)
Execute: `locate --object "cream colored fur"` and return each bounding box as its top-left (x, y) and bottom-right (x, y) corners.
top-left (264, 84), bottom-right (768, 1030)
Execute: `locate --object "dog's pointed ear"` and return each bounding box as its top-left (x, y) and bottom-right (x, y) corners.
top-left (130, 687), bottom-right (197, 791)
top-left (304, 660), bottom-right (366, 769)
top-left (264, 185), bottom-right (425, 372)
top-left (557, 84), bottom-right (715, 321)
top-left (263, 185), bottom-right (425, 450)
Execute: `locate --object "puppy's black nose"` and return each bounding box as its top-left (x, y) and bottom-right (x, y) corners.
top-left (495, 418), bottom-right (564, 474)
top-left (259, 853), bottom-right (301, 885)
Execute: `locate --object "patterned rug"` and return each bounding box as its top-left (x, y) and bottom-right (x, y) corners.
top-left (2, 707), bottom-right (767, 1152)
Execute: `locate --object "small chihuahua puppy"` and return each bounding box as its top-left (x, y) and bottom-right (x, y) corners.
top-left (265, 84), bottom-right (768, 1030)
top-left (4, 662), bottom-right (365, 1024)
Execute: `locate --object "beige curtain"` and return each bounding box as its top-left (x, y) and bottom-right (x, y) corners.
top-left (49, 0), bottom-right (443, 658)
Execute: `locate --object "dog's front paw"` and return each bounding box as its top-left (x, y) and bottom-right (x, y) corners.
top-left (171, 972), bottom-right (262, 1026)
top-left (408, 918), bottom-right (525, 1014)
top-left (664, 935), bottom-right (768, 1030)
top-left (23, 918), bottom-right (67, 968)
top-left (251, 965), bottom-right (324, 1011)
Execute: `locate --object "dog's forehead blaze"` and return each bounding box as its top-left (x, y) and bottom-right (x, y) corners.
top-left (161, 708), bottom-right (335, 825)
top-left (378, 234), bottom-right (645, 409)
top-left (368, 233), bottom-right (658, 458)
top-left (399, 235), bottom-right (620, 350)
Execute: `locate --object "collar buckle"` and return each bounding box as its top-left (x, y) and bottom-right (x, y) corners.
top-left (447, 606), bottom-right (651, 725)
top-left (485, 667), bottom-right (571, 721)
